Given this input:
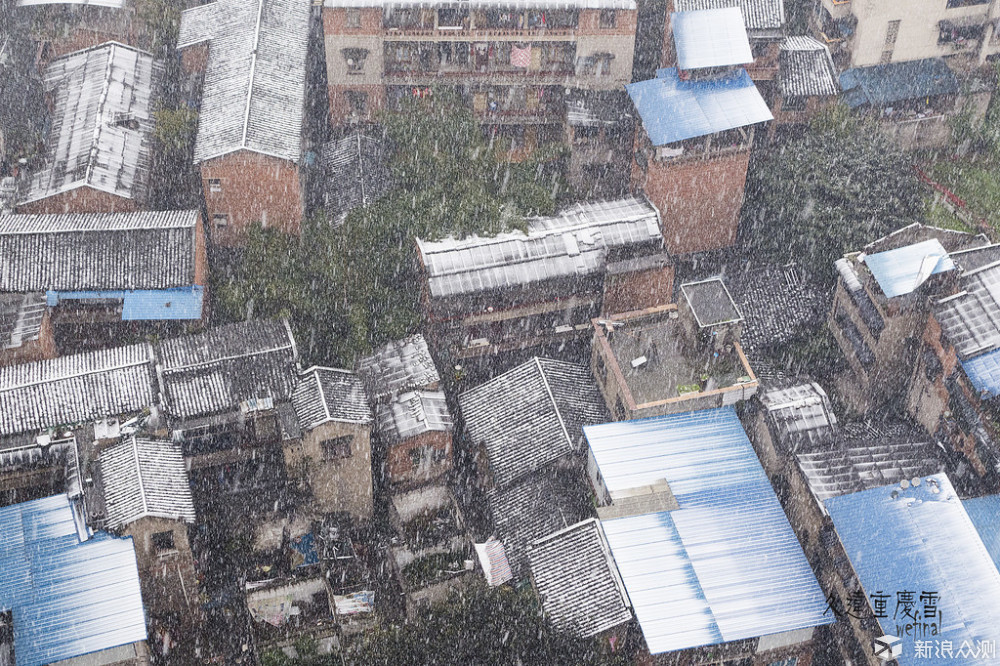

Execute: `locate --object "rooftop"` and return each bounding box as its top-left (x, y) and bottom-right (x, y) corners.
top-left (680, 278), bottom-right (743, 327)
top-left (595, 305), bottom-right (755, 407)
top-left (356, 334), bottom-right (440, 402)
top-left (0, 494), bottom-right (147, 666)
top-left (459, 357), bottom-right (607, 487)
top-left (627, 68), bottom-right (772, 146)
top-left (778, 36), bottom-right (839, 98)
top-left (673, 0), bottom-right (784, 32)
top-left (841, 57), bottom-right (960, 108)
top-left (292, 366), bottom-right (371, 431)
top-left (99, 436), bottom-right (196, 530)
top-left (0, 293), bottom-right (46, 352)
top-left (321, 132), bottom-right (393, 225)
top-left (730, 263), bottom-right (829, 355)
top-left (672, 8), bottom-right (752, 71)
top-left (935, 261), bottom-right (1000, 360)
top-left (825, 474), bottom-right (1000, 665)
top-left (0, 211), bottom-right (200, 291)
top-left (862, 238), bottom-right (955, 299)
top-left (586, 409), bottom-right (833, 654)
top-left (0, 343), bottom-right (155, 438)
top-left (324, 0), bottom-right (635, 8)
top-left (178, 0), bottom-right (311, 164)
top-left (157, 319), bottom-right (299, 421)
top-left (375, 390), bottom-right (451, 445)
top-left (416, 197), bottom-right (662, 299)
top-left (527, 519), bottom-right (632, 638)
top-left (23, 42), bottom-right (160, 206)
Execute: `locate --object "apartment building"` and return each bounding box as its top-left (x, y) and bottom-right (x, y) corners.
top-left (816, 0), bottom-right (1000, 69)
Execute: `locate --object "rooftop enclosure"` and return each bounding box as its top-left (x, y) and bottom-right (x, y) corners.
top-left (826, 473), bottom-right (1000, 664)
top-left (592, 301), bottom-right (756, 418)
top-left (356, 334), bottom-right (440, 402)
top-left (21, 42), bottom-right (161, 208)
top-left (178, 0), bottom-right (311, 165)
top-left (0, 494), bottom-right (147, 666)
top-left (671, 7), bottom-right (753, 71)
top-left (673, 0), bottom-right (784, 36)
top-left (778, 36), bottom-right (839, 98)
top-left (585, 409), bottom-right (833, 654)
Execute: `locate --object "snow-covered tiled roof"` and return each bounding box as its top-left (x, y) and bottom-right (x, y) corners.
top-left (779, 36), bottom-right (839, 98)
top-left (100, 436), bottom-right (196, 530)
top-left (293, 366), bottom-right (371, 431)
top-left (22, 42), bottom-right (161, 206)
top-left (157, 320), bottom-right (299, 420)
top-left (179, 0), bottom-right (310, 164)
top-left (375, 390), bottom-right (451, 444)
top-left (673, 0), bottom-right (783, 32)
top-left (356, 334), bottom-right (440, 403)
top-left (0, 344), bottom-right (156, 438)
top-left (0, 211), bottom-right (200, 291)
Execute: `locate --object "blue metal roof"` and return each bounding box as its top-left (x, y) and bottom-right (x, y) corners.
top-left (962, 349), bottom-right (1000, 398)
top-left (863, 239), bottom-right (954, 298)
top-left (672, 8), bottom-right (753, 71)
top-left (840, 58), bottom-right (959, 108)
top-left (0, 495), bottom-right (147, 666)
top-left (825, 474), bottom-right (1000, 665)
top-left (586, 409), bottom-right (832, 654)
top-left (626, 68), bottom-right (772, 146)
top-left (48, 286), bottom-right (205, 321)
top-left (964, 494), bottom-right (1000, 572)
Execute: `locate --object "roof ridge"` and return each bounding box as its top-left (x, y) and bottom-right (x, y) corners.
top-left (131, 435), bottom-right (150, 519)
top-left (0, 350), bottom-right (151, 395)
top-left (85, 43), bottom-right (119, 187)
top-left (534, 357), bottom-right (574, 451)
top-left (162, 342), bottom-right (294, 373)
top-left (240, 0), bottom-right (267, 149)
top-left (316, 371), bottom-right (332, 423)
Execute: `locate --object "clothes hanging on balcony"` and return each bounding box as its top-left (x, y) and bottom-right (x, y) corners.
top-left (511, 44), bottom-right (531, 68)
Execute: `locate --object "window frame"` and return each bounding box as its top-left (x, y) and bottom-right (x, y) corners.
top-left (207, 178), bottom-right (222, 193)
top-left (151, 530), bottom-right (176, 554)
top-left (321, 435), bottom-right (354, 461)
top-left (599, 9), bottom-right (617, 29)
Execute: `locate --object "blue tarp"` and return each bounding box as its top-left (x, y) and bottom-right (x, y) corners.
top-left (840, 58), bottom-right (959, 108)
top-left (47, 285), bottom-right (205, 320)
top-left (672, 8), bottom-right (753, 71)
top-left (962, 348), bottom-right (1000, 398)
top-left (0, 495), bottom-right (147, 666)
top-left (863, 239), bottom-right (954, 298)
top-left (626, 68), bottom-right (772, 146)
top-left (587, 409), bottom-right (833, 655)
top-left (825, 474), bottom-right (1000, 665)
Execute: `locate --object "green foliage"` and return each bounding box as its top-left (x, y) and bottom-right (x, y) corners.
top-left (134, 0), bottom-right (181, 51)
top-left (153, 108), bottom-right (198, 154)
top-left (214, 89), bottom-right (561, 366)
top-left (742, 105), bottom-right (925, 284)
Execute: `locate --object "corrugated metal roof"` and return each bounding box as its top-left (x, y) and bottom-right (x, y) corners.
top-left (0, 211), bottom-right (199, 291)
top-left (375, 390), bottom-right (451, 444)
top-left (586, 408), bottom-right (832, 653)
top-left (157, 320), bottom-right (298, 421)
top-left (325, 0), bottom-right (635, 8)
top-left (673, 0), bottom-right (783, 31)
top-left (779, 36), bottom-right (839, 98)
top-left (180, 0), bottom-right (310, 164)
top-left (935, 262), bottom-right (1000, 359)
top-left (23, 42), bottom-right (161, 206)
top-left (761, 381), bottom-right (838, 451)
top-left (672, 8), bottom-right (752, 71)
top-left (963, 349), bottom-right (1000, 398)
top-left (527, 519), bottom-right (633, 637)
top-left (841, 58), bottom-right (960, 108)
top-left (863, 238), bottom-right (954, 298)
top-left (964, 494), bottom-right (1000, 572)
top-left (0, 344), bottom-right (155, 438)
top-left (100, 436), bottom-right (196, 530)
top-left (627, 68), bottom-right (772, 146)
top-left (0, 494), bottom-right (147, 666)
top-left (356, 334), bottom-right (440, 403)
top-left (417, 197), bottom-right (661, 299)
top-left (292, 366), bottom-right (371, 430)
top-left (825, 474), bottom-right (1000, 665)
top-left (460, 357), bottom-right (607, 487)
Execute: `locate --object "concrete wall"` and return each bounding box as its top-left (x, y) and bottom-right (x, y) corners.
top-left (199, 150), bottom-right (303, 247)
top-left (284, 420), bottom-right (373, 520)
top-left (17, 186), bottom-right (140, 215)
top-left (123, 516), bottom-right (200, 620)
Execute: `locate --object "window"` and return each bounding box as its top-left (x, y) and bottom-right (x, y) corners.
top-left (767, 659), bottom-right (798, 666)
top-left (410, 446), bottom-right (427, 467)
top-left (342, 47), bottom-right (369, 73)
top-left (938, 20), bottom-right (985, 44)
top-left (885, 19), bottom-right (900, 47)
top-left (321, 435), bottom-right (353, 460)
top-left (212, 213), bottom-right (228, 228)
top-left (879, 50), bottom-right (893, 64)
top-left (579, 52), bottom-right (614, 76)
top-left (151, 530), bottom-right (176, 553)
top-left (946, 0), bottom-right (989, 8)
top-left (208, 178), bottom-right (222, 193)
top-left (438, 8), bottom-right (468, 29)
top-left (346, 90), bottom-right (368, 115)
top-left (346, 8), bottom-right (361, 27)
top-left (599, 9), bottom-right (617, 28)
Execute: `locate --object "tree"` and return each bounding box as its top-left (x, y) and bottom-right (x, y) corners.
top-left (741, 105), bottom-right (925, 284)
top-left (213, 89), bottom-right (563, 366)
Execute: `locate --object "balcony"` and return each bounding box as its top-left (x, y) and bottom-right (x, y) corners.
top-left (383, 8), bottom-right (580, 38)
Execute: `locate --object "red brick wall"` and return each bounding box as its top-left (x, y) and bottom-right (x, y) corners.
top-left (199, 150), bottom-right (303, 247)
top-left (180, 43), bottom-right (209, 75)
top-left (602, 264), bottom-right (674, 315)
top-left (328, 84), bottom-right (386, 125)
top-left (17, 186), bottom-right (139, 215)
top-left (634, 149), bottom-right (750, 255)
top-left (323, 7), bottom-right (383, 34)
top-left (387, 430), bottom-right (452, 487)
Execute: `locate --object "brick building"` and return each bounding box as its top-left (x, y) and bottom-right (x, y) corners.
top-left (17, 42), bottom-right (161, 215)
top-left (177, 0), bottom-right (312, 246)
top-left (773, 36), bottom-right (840, 123)
top-left (416, 197), bottom-right (671, 359)
top-left (375, 390), bottom-right (453, 488)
